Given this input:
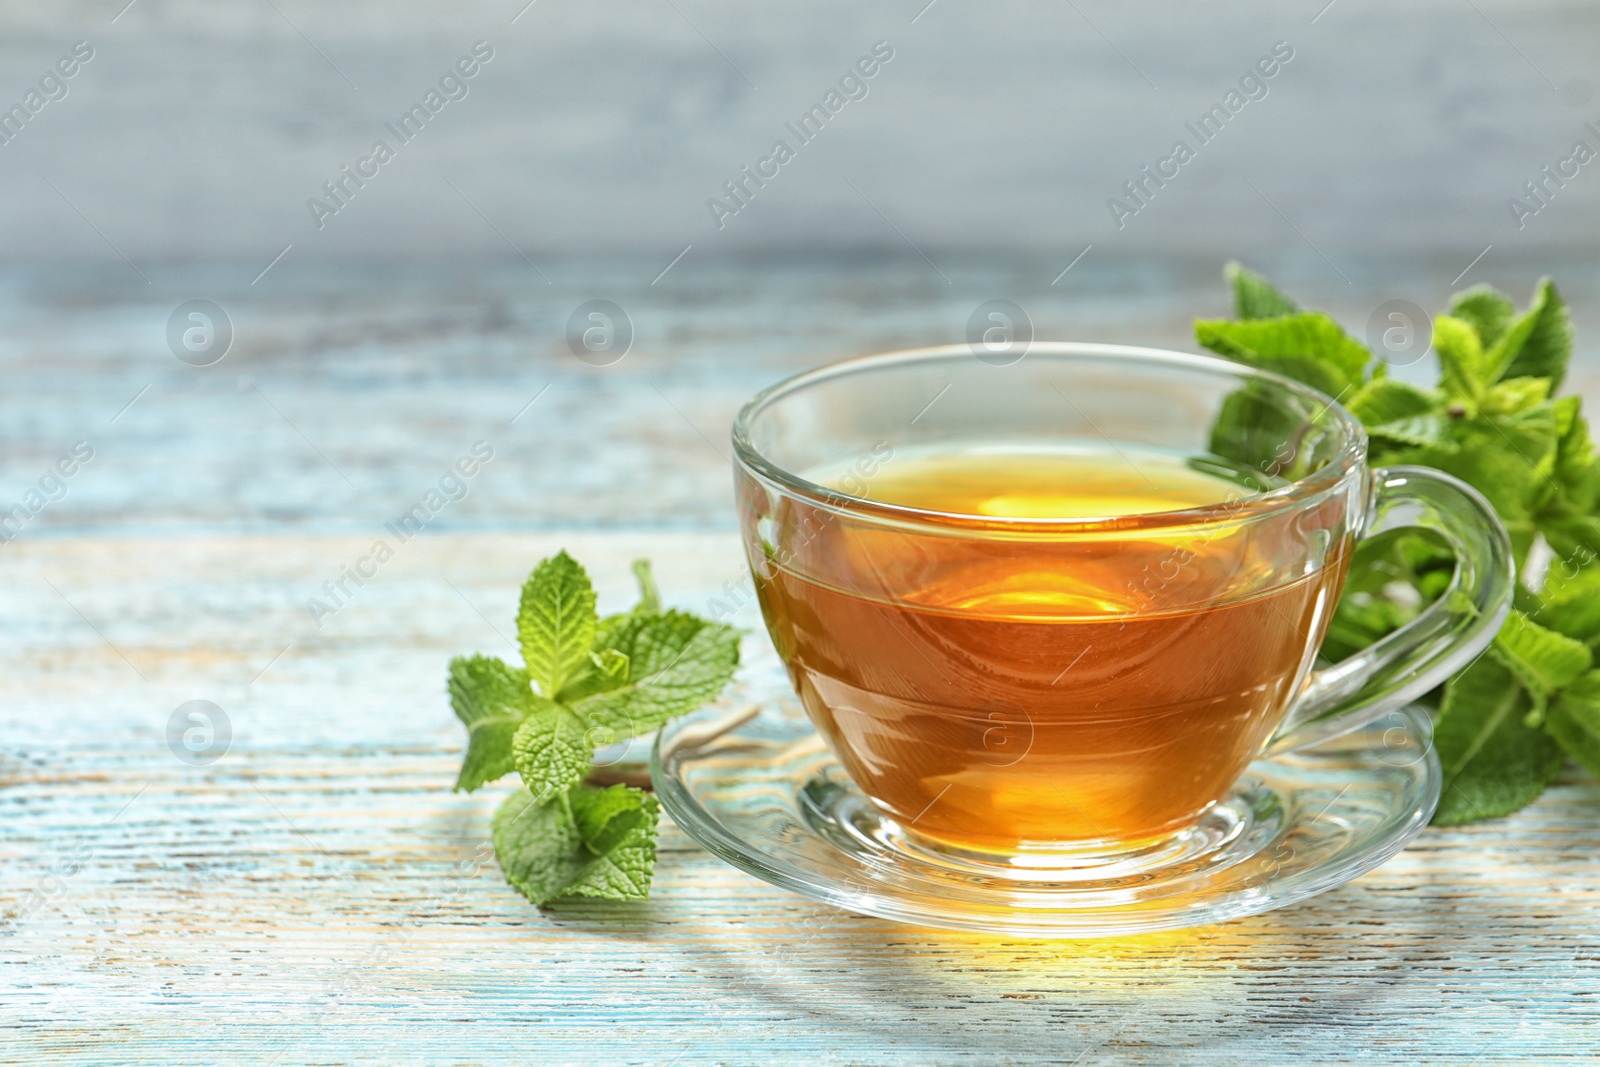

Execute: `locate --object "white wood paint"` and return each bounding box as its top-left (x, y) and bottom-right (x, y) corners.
top-left (3, 533), bottom-right (1599, 1064)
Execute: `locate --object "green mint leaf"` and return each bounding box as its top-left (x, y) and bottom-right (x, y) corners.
top-left (1546, 670), bottom-right (1600, 778)
top-left (1540, 514), bottom-right (1600, 564)
top-left (555, 656), bottom-right (629, 704)
top-left (1541, 396), bottom-right (1600, 515)
top-left (511, 699), bottom-right (593, 800)
top-left (1449, 285), bottom-right (1517, 349)
top-left (1323, 595), bottom-right (1416, 662)
top-left (1483, 306), bottom-right (1543, 385)
top-left (1344, 530), bottom-right (1455, 594)
top-left (561, 558), bottom-right (693, 704)
top-left (573, 559), bottom-right (665, 697)
top-left (1367, 414), bottom-right (1457, 451)
top-left (1552, 395), bottom-right (1591, 476)
top-left (630, 559), bottom-right (662, 615)
top-left (590, 647), bottom-right (629, 678)
top-left (1224, 261), bottom-right (1298, 320)
top-left (1492, 402), bottom-right (1561, 458)
top-left (517, 551), bottom-right (598, 698)
top-left (1480, 377), bottom-right (1552, 416)
top-left (1206, 382), bottom-right (1310, 477)
top-left (1496, 278), bottom-right (1572, 390)
top-left (1408, 411), bottom-right (1556, 535)
top-left (491, 788), bottom-right (583, 905)
top-left (1348, 379), bottom-right (1451, 454)
top-left (459, 550), bottom-right (738, 910)
top-left (570, 781), bottom-right (652, 853)
top-left (1323, 530), bottom-right (1454, 661)
top-left (1399, 408), bottom-right (1553, 565)
top-left (1534, 559), bottom-right (1600, 643)
top-left (1194, 312), bottom-right (1370, 399)
top-left (1345, 378), bottom-right (1438, 426)
top-left (1197, 266), bottom-right (1593, 823)
top-left (1432, 315), bottom-right (1490, 401)
top-left (449, 655), bottom-right (533, 793)
top-left (571, 611), bottom-right (740, 738)
top-left (1491, 610), bottom-right (1593, 698)
top-left (564, 784), bottom-right (660, 901)
top-left (491, 784), bottom-right (659, 905)
top-left (1433, 657), bottom-right (1564, 825)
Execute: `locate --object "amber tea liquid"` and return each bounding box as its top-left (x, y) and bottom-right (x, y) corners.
top-left (753, 446), bottom-right (1350, 855)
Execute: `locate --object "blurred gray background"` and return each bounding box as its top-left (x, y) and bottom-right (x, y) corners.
top-left (0, 0), bottom-right (1596, 258)
top-left (0, 0), bottom-right (1597, 535)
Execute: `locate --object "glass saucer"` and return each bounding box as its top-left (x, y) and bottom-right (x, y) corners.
top-left (651, 679), bottom-right (1441, 938)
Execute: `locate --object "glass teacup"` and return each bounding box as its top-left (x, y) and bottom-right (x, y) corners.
top-left (731, 344), bottom-right (1511, 866)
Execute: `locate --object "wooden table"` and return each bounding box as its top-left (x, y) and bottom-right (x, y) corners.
top-left (4, 255), bottom-right (1599, 1064)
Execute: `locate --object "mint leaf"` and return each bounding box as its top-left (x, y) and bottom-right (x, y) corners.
top-left (590, 647), bottom-right (629, 678)
top-left (511, 699), bottom-right (593, 800)
top-left (1405, 413), bottom-right (1555, 545)
top-left (1207, 382), bottom-right (1310, 477)
top-left (573, 559), bottom-right (666, 698)
top-left (1547, 670), bottom-right (1600, 777)
top-left (1433, 657), bottom-right (1564, 825)
top-left (1491, 610), bottom-right (1592, 699)
top-left (573, 611), bottom-right (740, 737)
top-left (1484, 307), bottom-right (1544, 385)
top-left (1324, 530), bottom-right (1454, 661)
top-left (1492, 401), bottom-right (1561, 461)
top-left (1346, 378), bottom-right (1438, 426)
top-left (1541, 514), bottom-right (1600, 564)
top-left (1199, 265), bottom-right (1597, 825)
top-left (1323, 594), bottom-right (1416, 662)
top-left (1225, 261), bottom-right (1298, 319)
top-left (1432, 315), bottom-right (1490, 401)
top-left (1194, 312), bottom-right (1370, 398)
top-left (1449, 285), bottom-right (1517, 349)
top-left (490, 784), bottom-right (660, 905)
top-left (1346, 379), bottom-right (1454, 454)
top-left (565, 784), bottom-right (660, 901)
top-left (1534, 560), bottom-right (1600, 643)
top-left (560, 563), bottom-right (665, 704)
top-left (491, 788), bottom-right (584, 905)
top-left (1497, 278), bottom-right (1572, 389)
top-left (1540, 396), bottom-right (1600, 516)
top-left (517, 551), bottom-right (598, 698)
top-left (1480, 377), bottom-right (1551, 416)
top-left (449, 655), bottom-right (533, 793)
top-left (1368, 414), bottom-right (1456, 451)
top-left (456, 550), bottom-right (738, 907)
top-left (630, 559), bottom-right (662, 615)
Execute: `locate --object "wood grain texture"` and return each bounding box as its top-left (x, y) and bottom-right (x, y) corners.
top-left (2, 252), bottom-right (1599, 537)
top-left (6, 254), bottom-right (1600, 1063)
top-left (3, 533), bottom-right (1600, 1066)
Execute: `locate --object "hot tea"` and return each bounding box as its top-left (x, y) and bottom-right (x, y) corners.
top-left (753, 445), bottom-right (1351, 854)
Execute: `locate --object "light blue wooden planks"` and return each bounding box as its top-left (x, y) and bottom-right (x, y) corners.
top-left (1, 253), bottom-right (1598, 537)
top-left (2, 532), bottom-right (1599, 1065)
top-left (4, 252), bottom-right (1600, 1063)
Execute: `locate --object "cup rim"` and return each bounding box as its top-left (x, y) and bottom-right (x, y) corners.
top-left (730, 342), bottom-right (1369, 534)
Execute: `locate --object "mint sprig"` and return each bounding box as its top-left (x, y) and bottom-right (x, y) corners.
top-left (1199, 264), bottom-right (1600, 823)
top-left (448, 551), bottom-right (739, 904)
top-left (449, 655), bottom-right (533, 794)
top-left (491, 783), bottom-right (661, 906)
top-left (516, 551), bottom-right (598, 699)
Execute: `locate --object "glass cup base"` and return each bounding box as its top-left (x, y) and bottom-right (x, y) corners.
top-left (652, 661), bottom-right (1441, 938)
top-left (801, 776), bottom-right (1284, 887)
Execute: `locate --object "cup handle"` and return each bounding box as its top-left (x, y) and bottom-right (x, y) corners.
top-left (1267, 465), bottom-right (1515, 754)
